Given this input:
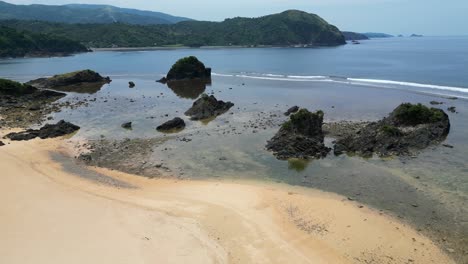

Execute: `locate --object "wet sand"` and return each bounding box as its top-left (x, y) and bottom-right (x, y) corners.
top-left (0, 134), bottom-right (454, 264)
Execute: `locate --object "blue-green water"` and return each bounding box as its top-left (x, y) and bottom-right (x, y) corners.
top-left (1, 37), bottom-right (468, 255)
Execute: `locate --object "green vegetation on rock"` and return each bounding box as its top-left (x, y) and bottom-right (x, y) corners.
top-left (0, 10), bottom-right (345, 48)
top-left (380, 125), bottom-right (402, 137)
top-left (166, 56), bottom-right (210, 81)
top-left (283, 109), bottom-right (324, 133)
top-left (0, 78), bottom-right (36, 95)
top-left (393, 103), bottom-right (444, 125)
top-left (0, 25), bottom-right (88, 57)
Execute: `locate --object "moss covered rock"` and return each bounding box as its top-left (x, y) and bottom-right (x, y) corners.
top-left (267, 108), bottom-right (330, 160)
top-left (27, 70), bottom-right (111, 93)
top-left (160, 56), bottom-right (211, 83)
top-left (334, 103), bottom-right (450, 157)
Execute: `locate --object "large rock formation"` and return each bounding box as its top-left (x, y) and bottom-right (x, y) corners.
top-left (185, 94), bottom-right (234, 120)
top-left (27, 69), bottom-right (111, 94)
top-left (0, 78), bottom-right (66, 127)
top-left (156, 117), bottom-right (186, 132)
top-left (158, 56), bottom-right (211, 83)
top-left (334, 103), bottom-right (450, 157)
top-left (266, 108), bottom-right (330, 160)
top-left (5, 120), bottom-right (80, 141)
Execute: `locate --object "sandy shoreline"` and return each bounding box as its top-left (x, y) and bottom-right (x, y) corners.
top-left (0, 135), bottom-right (454, 263)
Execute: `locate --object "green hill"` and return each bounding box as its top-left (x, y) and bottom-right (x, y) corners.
top-left (342, 31), bottom-right (369, 41)
top-left (0, 10), bottom-right (345, 48)
top-left (0, 26), bottom-right (88, 57)
top-left (0, 1), bottom-right (192, 25)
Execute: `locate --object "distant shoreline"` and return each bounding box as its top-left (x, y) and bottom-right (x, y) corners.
top-left (90, 44), bottom-right (339, 52)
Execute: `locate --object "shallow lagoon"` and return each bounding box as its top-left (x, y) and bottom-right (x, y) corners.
top-left (1, 37), bottom-right (468, 258)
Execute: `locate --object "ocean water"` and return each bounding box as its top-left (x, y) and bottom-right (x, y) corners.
top-left (1, 36), bottom-right (468, 252)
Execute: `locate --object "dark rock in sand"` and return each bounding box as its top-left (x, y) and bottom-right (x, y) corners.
top-left (129, 82), bottom-right (135, 88)
top-left (185, 94), bottom-right (234, 120)
top-left (284, 106), bottom-right (299, 116)
top-left (121, 122), bottom-right (132, 129)
top-left (0, 141), bottom-right (4, 146)
top-left (430, 101), bottom-right (443, 105)
top-left (27, 70), bottom-right (111, 94)
top-left (156, 117), bottom-right (186, 132)
top-left (334, 103), bottom-right (450, 157)
top-left (28, 104), bottom-right (41, 111)
top-left (447, 106), bottom-right (457, 113)
top-left (267, 108), bottom-right (330, 160)
top-left (5, 120), bottom-right (80, 141)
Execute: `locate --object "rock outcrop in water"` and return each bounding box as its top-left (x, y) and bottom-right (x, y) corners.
top-left (121, 122), bottom-right (132, 129)
top-left (284, 106), bottom-right (299, 116)
top-left (0, 78), bottom-right (66, 127)
top-left (27, 70), bottom-right (111, 94)
top-left (156, 117), bottom-right (186, 132)
top-left (334, 103), bottom-right (450, 157)
top-left (184, 94), bottom-right (234, 120)
top-left (158, 56), bottom-right (211, 83)
top-left (5, 120), bottom-right (80, 141)
top-left (267, 108), bottom-right (330, 160)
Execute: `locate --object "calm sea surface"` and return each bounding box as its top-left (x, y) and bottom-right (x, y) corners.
top-left (1, 36), bottom-right (467, 251)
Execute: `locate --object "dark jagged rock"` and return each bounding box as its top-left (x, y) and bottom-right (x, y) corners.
top-left (267, 108), bottom-right (330, 160)
top-left (0, 141), bottom-right (5, 146)
top-left (121, 122), bottom-right (132, 129)
top-left (334, 103), bottom-right (450, 157)
top-left (129, 81), bottom-right (135, 88)
top-left (447, 106), bottom-right (457, 113)
top-left (156, 77), bottom-right (167, 83)
top-left (156, 117), bottom-right (186, 132)
top-left (161, 56), bottom-right (211, 83)
top-left (284, 106), bottom-right (299, 116)
top-left (430, 101), bottom-right (443, 105)
top-left (5, 120), bottom-right (80, 141)
top-left (184, 94), bottom-right (234, 120)
top-left (27, 70), bottom-right (111, 94)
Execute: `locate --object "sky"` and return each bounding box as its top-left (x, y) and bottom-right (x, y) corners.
top-left (4, 0), bottom-right (468, 36)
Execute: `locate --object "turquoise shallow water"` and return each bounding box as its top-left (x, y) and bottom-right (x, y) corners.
top-left (1, 37), bottom-right (468, 257)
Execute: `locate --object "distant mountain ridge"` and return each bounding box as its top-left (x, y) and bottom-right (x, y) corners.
top-left (363, 32), bottom-right (394, 38)
top-left (0, 1), bottom-right (192, 24)
top-left (1, 10), bottom-right (346, 48)
top-left (342, 32), bottom-right (369, 41)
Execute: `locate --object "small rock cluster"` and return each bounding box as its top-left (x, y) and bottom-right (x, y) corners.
top-left (5, 120), bottom-right (80, 141)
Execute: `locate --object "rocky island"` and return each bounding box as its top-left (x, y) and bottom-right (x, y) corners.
top-left (334, 103), bottom-right (450, 157)
top-left (267, 108), bottom-right (330, 160)
top-left (27, 70), bottom-right (111, 94)
top-left (158, 56), bottom-right (211, 83)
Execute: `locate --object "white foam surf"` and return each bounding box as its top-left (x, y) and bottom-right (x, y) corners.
top-left (212, 72), bottom-right (468, 95)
